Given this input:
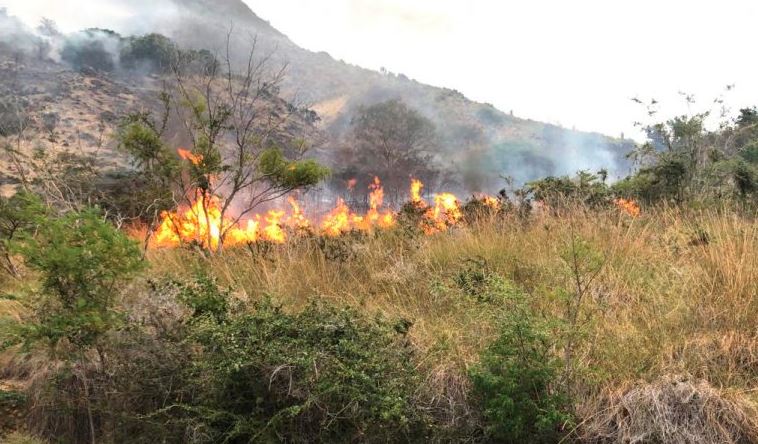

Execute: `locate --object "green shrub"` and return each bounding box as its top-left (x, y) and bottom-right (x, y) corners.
top-left (0, 191), bottom-right (47, 276)
top-left (183, 298), bottom-right (428, 443)
top-left (120, 33), bottom-right (178, 72)
top-left (470, 282), bottom-right (573, 443)
top-left (16, 208), bottom-right (144, 349)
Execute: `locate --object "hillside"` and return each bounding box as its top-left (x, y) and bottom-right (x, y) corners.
top-left (1, 1), bottom-right (633, 193)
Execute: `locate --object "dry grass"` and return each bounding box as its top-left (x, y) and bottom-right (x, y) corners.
top-left (3, 204), bottom-right (756, 439)
top-left (145, 205), bottom-right (757, 384)
top-left (579, 374), bottom-right (758, 443)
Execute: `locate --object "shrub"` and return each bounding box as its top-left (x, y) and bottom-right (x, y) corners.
top-left (184, 298), bottom-right (428, 443)
top-left (16, 208), bottom-right (144, 349)
top-left (120, 33), bottom-right (179, 73)
top-left (0, 191), bottom-right (47, 276)
top-left (469, 281), bottom-right (573, 443)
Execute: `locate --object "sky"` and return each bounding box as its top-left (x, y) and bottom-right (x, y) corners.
top-left (4, 0), bottom-right (758, 138)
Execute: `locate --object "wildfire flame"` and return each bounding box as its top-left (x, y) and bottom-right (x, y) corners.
top-left (410, 179), bottom-right (423, 204)
top-left (614, 198), bottom-right (641, 217)
top-left (149, 152), bottom-right (497, 249)
top-left (177, 148), bottom-right (203, 166)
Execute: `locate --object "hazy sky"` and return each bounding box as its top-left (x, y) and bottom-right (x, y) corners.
top-left (5, 0), bottom-right (758, 137)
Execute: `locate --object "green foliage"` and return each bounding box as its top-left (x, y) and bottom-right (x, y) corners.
top-left (176, 273), bottom-right (230, 323)
top-left (470, 282), bottom-right (573, 443)
top-left (120, 33), bottom-right (179, 72)
top-left (17, 208), bottom-right (144, 348)
top-left (185, 298), bottom-right (428, 443)
top-left (526, 170), bottom-right (610, 208)
top-left (259, 147), bottom-right (330, 189)
top-left (613, 156), bottom-right (688, 202)
top-left (0, 191), bottom-right (47, 274)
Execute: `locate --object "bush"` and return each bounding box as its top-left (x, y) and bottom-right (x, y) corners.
top-left (469, 280), bottom-right (573, 443)
top-left (0, 191), bottom-right (47, 275)
top-left (16, 208), bottom-right (144, 349)
top-left (120, 33), bottom-right (179, 73)
top-left (183, 298), bottom-right (428, 443)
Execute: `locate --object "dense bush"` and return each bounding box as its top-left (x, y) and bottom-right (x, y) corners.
top-left (183, 298), bottom-right (428, 443)
top-left (469, 279), bottom-right (573, 443)
top-left (15, 208), bottom-right (144, 349)
top-left (0, 191), bottom-right (47, 275)
top-left (120, 33), bottom-right (179, 72)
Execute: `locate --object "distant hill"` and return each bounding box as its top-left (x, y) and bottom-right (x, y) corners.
top-left (0, 1), bottom-right (635, 194)
top-left (143, 0), bottom-right (634, 190)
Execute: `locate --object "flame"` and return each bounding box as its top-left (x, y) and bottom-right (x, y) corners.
top-left (262, 210), bottom-right (286, 243)
top-left (154, 190), bottom-right (223, 249)
top-left (177, 148), bottom-right (203, 166)
top-left (287, 196), bottom-right (311, 232)
top-left (482, 195), bottom-right (500, 210)
top-left (614, 198), bottom-right (640, 217)
top-left (410, 179), bottom-right (423, 204)
top-left (150, 171), bottom-right (470, 249)
top-left (321, 199), bottom-right (351, 237)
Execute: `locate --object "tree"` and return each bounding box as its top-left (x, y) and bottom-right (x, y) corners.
top-left (120, 33), bottom-right (179, 73)
top-left (16, 208), bottom-right (144, 351)
top-left (121, 35), bottom-right (328, 251)
top-left (339, 99), bottom-right (439, 205)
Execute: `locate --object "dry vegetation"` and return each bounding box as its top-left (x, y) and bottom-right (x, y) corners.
top-left (137, 204), bottom-right (757, 439)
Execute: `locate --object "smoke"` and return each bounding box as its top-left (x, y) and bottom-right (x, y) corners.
top-left (1, 1), bottom-right (635, 196)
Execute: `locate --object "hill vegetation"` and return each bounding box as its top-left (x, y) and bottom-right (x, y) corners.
top-left (0, 3), bottom-right (756, 443)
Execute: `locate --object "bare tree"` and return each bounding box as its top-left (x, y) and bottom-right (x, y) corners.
top-left (146, 33), bottom-right (327, 251)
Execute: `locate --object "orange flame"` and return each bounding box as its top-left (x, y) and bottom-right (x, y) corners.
top-left (151, 173), bottom-right (470, 249)
top-left (177, 148), bottom-right (203, 166)
top-left (410, 179), bottom-right (423, 204)
top-left (287, 196), bottom-right (311, 232)
top-left (614, 198), bottom-right (640, 217)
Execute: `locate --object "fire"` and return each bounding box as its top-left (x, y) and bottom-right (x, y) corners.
top-left (287, 196), bottom-right (311, 232)
top-left (321, 199), bottom-right (351, 237)
top-left (149, 161), bottom-right (471, 249)
top-left (614, 198), bottom-right (640, 217)
top-left (262, 210), bottom-right (286, 243)
top-left (410, 179), bottom-right (423, 204)
top-left (177, 148), bottom-right (203, 166)
top-left (481, 195), bottom-right (500, 210)
top-left (154, 190), bottom-right (224, 249)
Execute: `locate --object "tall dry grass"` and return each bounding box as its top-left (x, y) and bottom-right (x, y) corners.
top-left (144, 205), bottom-right (757, 408)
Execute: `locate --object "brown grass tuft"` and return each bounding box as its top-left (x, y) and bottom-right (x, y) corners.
top-left (579, 374), bottom-right (758, 444)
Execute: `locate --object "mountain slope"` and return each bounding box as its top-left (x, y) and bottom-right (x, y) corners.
top-left (135, 0), bottom-right (635, 190)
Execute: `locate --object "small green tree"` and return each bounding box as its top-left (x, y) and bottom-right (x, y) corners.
top-left (470, 280), bottom-right (573, 443)
top-left (0, 191), bottom-right (47, 276)
top-left (17, 208), bottom-right (144, 350)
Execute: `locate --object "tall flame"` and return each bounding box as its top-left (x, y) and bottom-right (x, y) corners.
top-left (177, 148), bottom-right (203, 166)
top-left (410, 179), bottom-right (423, 204)
top-left (149, 160), bottom-right (496, 249)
